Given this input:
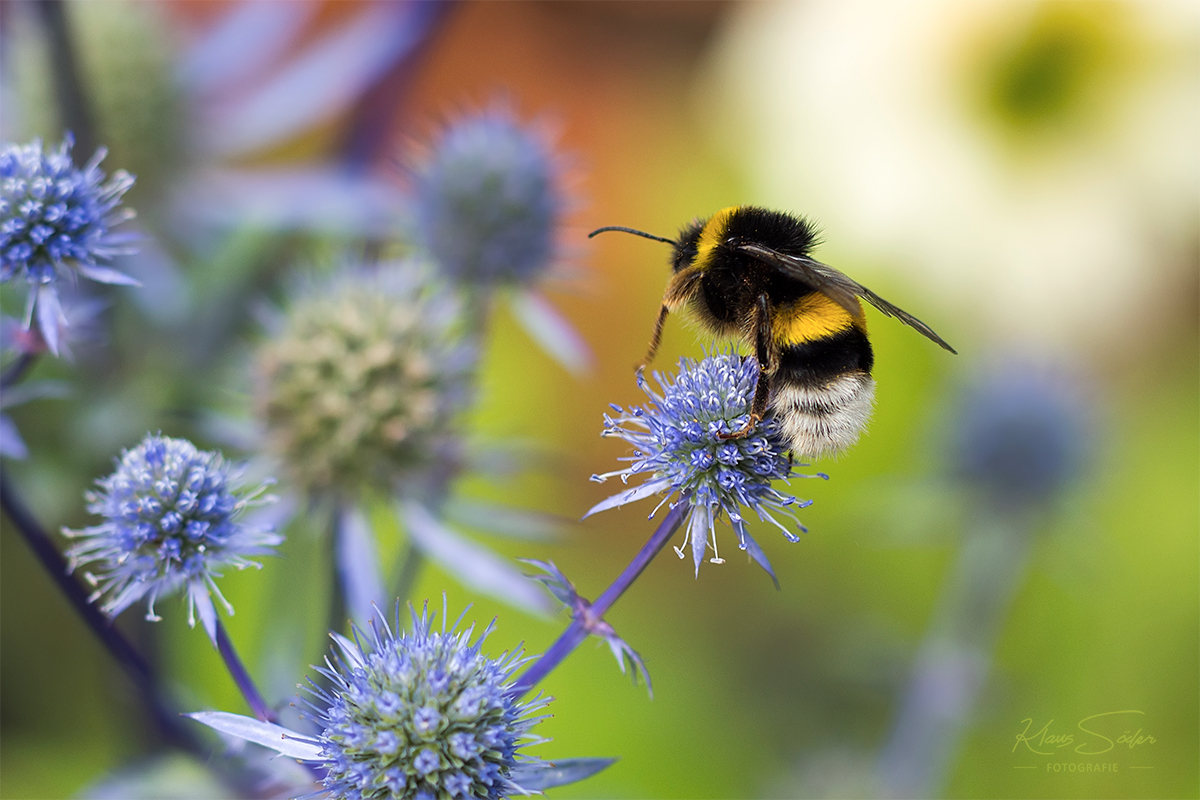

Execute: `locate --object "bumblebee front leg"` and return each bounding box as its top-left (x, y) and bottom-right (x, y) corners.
top-left (641, 303), bottom-right (670, 367)
top-left (720, 293), bottom-right (773, 440)
top-left (642, 267), bottom-right (702, 369)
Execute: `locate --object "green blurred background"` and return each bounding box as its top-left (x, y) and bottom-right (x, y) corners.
top-left (1, 2), bottom-right (1196, 798)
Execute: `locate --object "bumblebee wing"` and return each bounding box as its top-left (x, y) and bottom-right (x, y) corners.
top-left (854, 285), bottom-right (958, 353)
top-left (736, 242), bottom-right (861, 315)
top-left (736, 242), bottom-right (958, 354)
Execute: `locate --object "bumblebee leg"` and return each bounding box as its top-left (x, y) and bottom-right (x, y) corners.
top-left (720, 294), bottom-right (773, 440)
top-left (641, 304), bottom-right (670, 367)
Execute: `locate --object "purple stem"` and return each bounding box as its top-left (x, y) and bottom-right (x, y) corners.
top-left (214, 617), bottom-right (277, 724)
top-left (35, 0), bottom-right (98, 156)
top-left (1, 352), bottom-right (38, 388)
top-left (212, 617), bottom-right (330, 785)
top-left (0, 472), bottom-right (203, 751)
top-left (507, 501), bottom-right (687, 699)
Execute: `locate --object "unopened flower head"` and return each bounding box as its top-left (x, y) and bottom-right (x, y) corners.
top-left (305, 604), bottom-right (547, 800)
top-left (63, 434), bottom-right (280, 627)
top-left (589, 352), bottom-right (819, 583)
top-left (414, 109), bottom-right (562, 286)
top-left (256, 263), bottom-right (472, 497)
top-left (0, 135), bottom-right (137, 353)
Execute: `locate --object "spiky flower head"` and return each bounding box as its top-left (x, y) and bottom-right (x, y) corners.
top-left (305, 604), bottom-right (547, 800)
top-left (62, 433), bottom-right (280, 637)
top-left (952, 362), bottom-right (1092, 507)
top-left (588, 352), bottom-right (821, 585)
top-left (255, 262), bottom-right (472, 497)
top-left (414, 108), bottom-right (562, 286)
top-left (0, 135), bottom-right (138, 354)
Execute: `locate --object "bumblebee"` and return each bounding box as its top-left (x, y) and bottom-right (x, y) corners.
top-left (590, 205), bottom-right (957, 458)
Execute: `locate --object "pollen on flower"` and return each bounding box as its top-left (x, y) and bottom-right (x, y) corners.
top-left (588, 352), bottom-right (825, 585)
top-left (304, 604), bottom-right (548, 800)
top-left (62, 433), bottom-right (280, 625)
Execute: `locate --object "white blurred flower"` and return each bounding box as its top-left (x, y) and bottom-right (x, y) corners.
top-left (700, 0), bottom-right (1198, 354)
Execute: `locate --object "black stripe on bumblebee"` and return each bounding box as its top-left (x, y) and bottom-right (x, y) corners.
top-left (590, 205), bottom-right (957, 458)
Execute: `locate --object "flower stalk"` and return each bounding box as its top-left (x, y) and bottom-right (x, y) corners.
top-left (508, 500), bottom-right (687, 699)
top-left (34, 0), bottom-right (98, 156)
top-left (0, 472), bottom-right (201, 751)
top-left (213, 617), bottom-right (277, 724)
top-left (0, 353), bottom-right (38, 388)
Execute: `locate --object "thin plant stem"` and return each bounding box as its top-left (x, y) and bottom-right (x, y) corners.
top-left (0, 471), bottom-right (202, 751)
top-left (390, 539), bottom-right (426, 607)
top-left (213, 616), bottom-right (277, 724)
top-left (507, 500), bottom-right (688, 699)
top-left (1, 352), bottom-right (38, 388)
top-left (325, 502), bottom-right (347, 636)
top-left (387, 287), bottom-right (489, 608)
top-left (875, 511), bottom-right (1035, 798)
top-left (35, 0), bottom-right (97, 156)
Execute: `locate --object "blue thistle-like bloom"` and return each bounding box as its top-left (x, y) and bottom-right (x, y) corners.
top-left (62, 434), bottom-right (280, 639)
top-left (414, 109), bottom-right (561, 286)
top-left (587, 352), bottom-right (821, 585)
top-left (0, 135), bottom-right (138, 355)
top-left (303, 604), bottom-right (548, 800)
top-left (952, 362), bottom-right (1092, 506)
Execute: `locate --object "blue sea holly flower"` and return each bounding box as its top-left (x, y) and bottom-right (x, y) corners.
top-left (411, 108), bottom-right (594, 376)
top-left (62, 434), bottom-right (280, 643)
top-left (306, 605), bottom-right (546, 800)
top-left (0, 135), bottom-right (138, 355)
top-left (414, 108), bottom-right (561, 287)
top-left (952, 361), bottom-right (1092, 507)
top-left (587, 352), bottom-right (824, 585)
top-left (187, 604), bottom-right (615, 798)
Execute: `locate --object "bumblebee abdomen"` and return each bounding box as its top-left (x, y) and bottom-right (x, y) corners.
top-left (768, 326), bottom-right (876, 457)
top-left (769, 372), bottom-right (876, 458)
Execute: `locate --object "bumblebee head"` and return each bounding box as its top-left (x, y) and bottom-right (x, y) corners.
top-left (671, 220), bottom-right (705, 274)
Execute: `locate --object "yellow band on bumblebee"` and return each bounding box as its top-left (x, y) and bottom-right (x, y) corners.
top-left (774, 292), bottom-right (865, 346)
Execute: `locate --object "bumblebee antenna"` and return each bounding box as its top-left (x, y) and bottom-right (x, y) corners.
top-left (588, 226), bottom-right (677, 246)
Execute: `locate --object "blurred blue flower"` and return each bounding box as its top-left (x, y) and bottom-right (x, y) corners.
top-left (415, 109), bottom-right (561, 287)
top-left (411, 106), bottom-right (594, 375)
top-left (0, 135), bottom-right (138, 355)
top-left (62, 433), bottom-right (280, 643)
top-left (951, 362), bottom-right (1092, 506)
top-left (189, 603), bottom-right (613, 798)
top-left (587, 352), bottom-right (821, 585)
